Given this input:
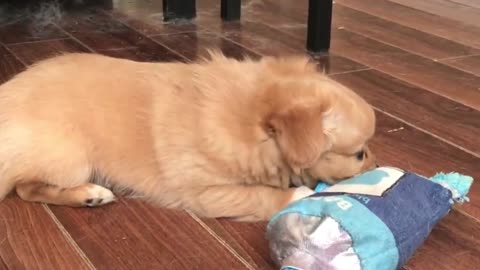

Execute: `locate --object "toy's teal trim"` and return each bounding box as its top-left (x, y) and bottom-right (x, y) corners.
top-left (430, 172), bottom-right (473, 203)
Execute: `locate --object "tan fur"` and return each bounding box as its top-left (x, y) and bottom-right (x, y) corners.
top-left (0, 52), bottom-right (376, 221)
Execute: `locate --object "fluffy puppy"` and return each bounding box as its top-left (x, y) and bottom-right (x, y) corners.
top-left (0, 52), bottom-right (376, 221)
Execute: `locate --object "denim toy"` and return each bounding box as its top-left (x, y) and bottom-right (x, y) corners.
top-left (267, 167), bottom-right (473, 270)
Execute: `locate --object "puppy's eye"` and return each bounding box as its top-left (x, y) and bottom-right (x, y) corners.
top-left (355, 150), bottom-right (365, 161)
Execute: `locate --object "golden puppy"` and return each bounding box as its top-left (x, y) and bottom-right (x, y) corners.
top-left (0, 52), bottom-right (376, 221)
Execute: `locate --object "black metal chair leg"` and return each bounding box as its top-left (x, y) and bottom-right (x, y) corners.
top-left (221, 0), bottom-right (241, 21)
top-left (163, 0), bottom-right (196, 21)
top-left (306, 0), bottom-right (333, 52)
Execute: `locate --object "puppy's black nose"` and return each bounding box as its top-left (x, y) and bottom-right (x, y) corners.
top-left (375, 163), bottom-right (379, 168)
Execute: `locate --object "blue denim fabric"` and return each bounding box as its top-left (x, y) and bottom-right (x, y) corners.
top-left (345, 173), bottom-right (452, 268)
top-left (268, 171), bottom-right (456, 270)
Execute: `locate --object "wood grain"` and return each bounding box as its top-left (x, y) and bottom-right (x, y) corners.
top-left (0, 46), bottom-right (25, 84)
top-left (198, 219), bottom-right (275, 269)
top-left (407, 210), bottom-right (480, 270)
top-left (449, 0), bottom-right (480, 8)
top-left (0, 196), bottom-right (90, 270)
top-left (151, 31), bottom-right (260, 61)
top-left (196, 18), bottom-right (368, 75)
top-left (389, 0), bottom-right (480, 27)
top-left (441, 55), bottom-right (480, 76)
top-left (98, 47), bottom-right (183, 62)
top-left (0, 20), bottom-right (67, 45)
top-left (335, 0), bottom-right (480, 49)
top-left (331, 4), bottom-right (480, 60)
top-left (254, 0), bottom-right (480, 60)
top-left (49, 200), bottom-right (249, 270)
top-left (235, 4), bottom-right (480, 102)
top-left (332, 69), bottom-right (480, 155)
top-left (7, 39), bottom-right (89, 66)
top-left (329, 29), bottom-right (480, 110)
top-left (240, 13), bottom-right (480, 109)
top-left (110, 11), bottom-right (199, 36)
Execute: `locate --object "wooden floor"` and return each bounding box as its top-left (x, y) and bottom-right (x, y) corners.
top-left (0, 0), bottom-right (479, 269)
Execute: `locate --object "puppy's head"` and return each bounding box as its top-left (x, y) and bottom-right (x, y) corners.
top-left (259, 56), bottom-right (376, 186)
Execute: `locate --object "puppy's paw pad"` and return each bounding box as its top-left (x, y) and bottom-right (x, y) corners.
top-left (290, 186), bottom-right (315, 203)
top-left (84, 185), bottom-right (115, 207)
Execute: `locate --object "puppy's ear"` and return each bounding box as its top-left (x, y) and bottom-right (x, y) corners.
top-left (267, 104), bottom-right (329, 173)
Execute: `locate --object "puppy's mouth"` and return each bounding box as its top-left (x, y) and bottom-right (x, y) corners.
top-left (290, 174), bottom-right (304, 187)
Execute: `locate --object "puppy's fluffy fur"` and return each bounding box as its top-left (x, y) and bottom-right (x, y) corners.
top-left (0, 52), bottom-right (376, 221)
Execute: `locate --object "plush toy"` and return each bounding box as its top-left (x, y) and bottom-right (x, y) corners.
top-left (266, 167), bottom-right (473, 270)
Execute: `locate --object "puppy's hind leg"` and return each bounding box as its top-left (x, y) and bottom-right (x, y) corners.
top-left (16, 181), bottom-right (116, 207)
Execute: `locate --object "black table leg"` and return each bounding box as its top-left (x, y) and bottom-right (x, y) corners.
top-left (306, 0), bottom-right (333, 52)
top-left (163, 0), bottom-right (196, 21)
top-left (221, 0), bottom-right (241, 21)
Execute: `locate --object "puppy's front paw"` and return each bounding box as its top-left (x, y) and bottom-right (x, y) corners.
top-left (289, 186), bottom-right (315, 203)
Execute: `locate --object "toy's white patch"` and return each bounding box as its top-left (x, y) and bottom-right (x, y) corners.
top-left (322, 167), bottom-right (405, 197)
top-left (290, 186), bottom-right (315, 203)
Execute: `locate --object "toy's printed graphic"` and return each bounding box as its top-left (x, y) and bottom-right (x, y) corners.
top-left (268, 167), bottom-right (473, 270)
top-left (321, 167), bottom-right (405, 196)
top-left (339, 169), bottom-right (389, 185)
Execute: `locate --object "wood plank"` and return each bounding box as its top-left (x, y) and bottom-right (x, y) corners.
top-left (195, 17), bottom-right (369, 75)
top-left (197, 219), bottom-right (274, 269)
top-left (0, 46), bottom-right (25, 84)
top-left (151, 31), bottom-right (260, 61)
top-left (449, 0), bottom-right (480, 8)
top-left (335, 0), bottom-right (480, 49)
top-left (57, 12), bottom-right (185, 61)
top-left (7, 39), bottom-right (90, 66)
top-left (59, 10), bottom-right (129, 34)
top-left (0, 196), bottom-right (90, 270)
top-left (49, 200), bottom-right (249, 270)
top-left (255, 0), bottom-right (480, 60)
top-left (98, 47), bottom-right (184, 62)
top-left (389, 0), bottom-right (480, 27)
top-left (0, 257), bottom-right (8, 270)
top-left (68, 31), bottom-right (145, 51)
top-left (407, 210), bottom-right (480, 270)
top-left (225, 21), bottom-right (368, 74)
top-left (331, 4), bottom-right (480, 60)
top-left (109, 11), bottom-right (198, 36)
top-left (0, 20), bottom-right (67, 45)
top-left (332, 69), bottom-right (480, 155)
top-left (97, 38), bottom-right (186, 62)
top-left (57, 11), bottom-right (152, 51)
top-left (6, 35), bottom-right (181, 65)
top-left (329, 29), bottom-right (480, 110)
top-left (441, 55), bottom-right (480, 76)
top-left (235, 6), bottom-right (480, 109)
